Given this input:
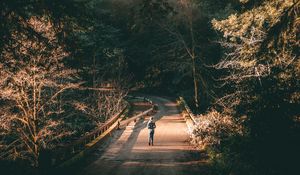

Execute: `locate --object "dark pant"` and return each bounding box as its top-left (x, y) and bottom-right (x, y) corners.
top-left (149, 129), bottom-right (154, 145)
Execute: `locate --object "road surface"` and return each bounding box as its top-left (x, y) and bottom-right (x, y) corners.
top-left (76, 96), bottom-right (208, 175)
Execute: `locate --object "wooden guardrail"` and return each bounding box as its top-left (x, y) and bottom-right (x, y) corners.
top-left (52, 104), bottom-right (129, 167)
top-left (1, 96), bottom-right (156, 167)
top-left (126, 95), bottom-right (154, 105)
top-left (178, 97), bottom-right (199, 136)
top-left (119, 108), bottom-right (154, 128)
top-left (0, 104), bottom-right (129, 166)
top-left (54, 95), bottom-right (156, 167)
top-left (0, 109), bottom-right (128, 163)
top-left (121, 95), bottom-right (156, 127)
top-left (178, 97), bottom-right (198, 125)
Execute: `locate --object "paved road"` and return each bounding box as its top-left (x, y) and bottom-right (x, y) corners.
top-left (78, 96), bottom-right (208, 175)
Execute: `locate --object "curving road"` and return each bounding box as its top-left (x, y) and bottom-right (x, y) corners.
top-left (76, 96), bottom-right (208, 175)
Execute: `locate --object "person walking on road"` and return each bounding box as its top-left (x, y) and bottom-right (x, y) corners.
top-left (147, 117), bottom-right (156, 146)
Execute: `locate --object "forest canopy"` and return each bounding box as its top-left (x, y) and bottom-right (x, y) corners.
top-left (0, 0), bottom-right (299, 175)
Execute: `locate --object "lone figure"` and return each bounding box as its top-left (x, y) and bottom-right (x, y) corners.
top-left (147, 117), bottom-right (156, 146)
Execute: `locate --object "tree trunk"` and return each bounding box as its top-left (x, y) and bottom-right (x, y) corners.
top-left (192, 57), bottom-right (199, 108)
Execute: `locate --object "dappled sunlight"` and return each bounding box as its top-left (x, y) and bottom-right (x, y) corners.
top-left (2, 0), bottom-right (298, 174)
top-left (80, 97), bottom-right (207, 175)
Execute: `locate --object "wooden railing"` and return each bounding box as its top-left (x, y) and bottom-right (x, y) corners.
top-left (0, 105), bottom-right (129, 166)
top-left (178, 97), bottom-right (198, 125)
top-left (178, 97), bottom-right (199, 136)
top-left (1, 96), bottom-right (157, 167)
top-left (119, 108), bottom-right (154, 128)
top-left (52, 104), bottom-right (129, 167)
top-left (54, 95), bottom-right (156, 167)
top-left (121, 95), bottom-right (156, 127)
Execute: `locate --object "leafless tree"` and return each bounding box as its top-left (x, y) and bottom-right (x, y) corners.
top-left (0, 15), bottom-right (80, 166)
top-left (73, 81), bottom-right (128, 124)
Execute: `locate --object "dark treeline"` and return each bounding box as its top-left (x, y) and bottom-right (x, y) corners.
top-left (0, 0), bottom-right (299, 175)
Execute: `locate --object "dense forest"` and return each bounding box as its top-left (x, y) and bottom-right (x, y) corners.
top-left (0, 0), bottom-right (299, 175)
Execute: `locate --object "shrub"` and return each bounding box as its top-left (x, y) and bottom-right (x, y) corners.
top-left (191, 109), bottom-right (244, 150)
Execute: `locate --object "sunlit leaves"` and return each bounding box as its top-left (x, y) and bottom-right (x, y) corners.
top-left (192, 110), bottom-right (244, 149)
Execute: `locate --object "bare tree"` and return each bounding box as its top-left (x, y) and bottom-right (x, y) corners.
top-left (73, 80), bottom-right (128, 124)
top-left (0, 15), bottom-right (80, 166)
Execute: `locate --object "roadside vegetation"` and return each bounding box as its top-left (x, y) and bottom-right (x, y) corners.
top-left (0, 0), bottom-right (299, 175)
